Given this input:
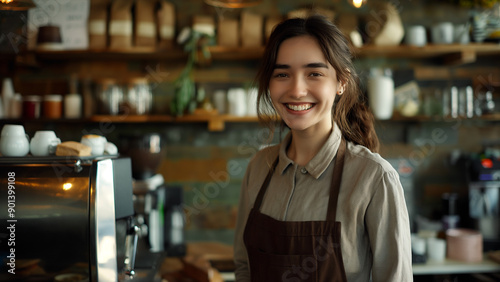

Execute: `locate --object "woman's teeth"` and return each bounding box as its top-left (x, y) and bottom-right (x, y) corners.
top-left (286, 104), bottom-right (313, 111)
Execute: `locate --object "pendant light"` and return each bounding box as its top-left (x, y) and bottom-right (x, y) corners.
top-left (350, 0), bottom-right (366, 9)
top-left (204, 0), bottom-right (262, 9)
top-left (0, 0), bottom-right (36, 11)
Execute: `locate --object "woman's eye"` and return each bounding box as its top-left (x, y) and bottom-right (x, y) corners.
top-left (274, 73), bottom-right (288, 78)
top-left (309, 72), bottom-right (323, 77)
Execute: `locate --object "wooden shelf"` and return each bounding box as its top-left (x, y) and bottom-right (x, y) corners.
top-left (1, 113), bottom-right (498, 131)
top-left (381, 113), bottom-right (500, 122)
top-left (22, 43), bottom-right (500, 63)
top-left (89, 114), bottom-right (260, 131)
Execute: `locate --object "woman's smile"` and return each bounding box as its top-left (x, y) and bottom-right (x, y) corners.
top-left (285, 103), bottom-right (315, 112)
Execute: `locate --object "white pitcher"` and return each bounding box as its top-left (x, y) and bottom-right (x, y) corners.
top-left (0, 124), bottom-right (30, 157)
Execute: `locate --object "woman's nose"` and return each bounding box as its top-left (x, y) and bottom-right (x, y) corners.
top-left (289, 77), bottom-right (307, 98)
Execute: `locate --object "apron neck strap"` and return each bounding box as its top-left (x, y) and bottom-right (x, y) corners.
top-left (253, 157), bottom-right (279, 210)
top-left (326, 137), bottom-right (346, 222)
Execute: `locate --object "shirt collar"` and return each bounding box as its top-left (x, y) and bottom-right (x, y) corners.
top-left (277, 123), bottom-right (343, 179)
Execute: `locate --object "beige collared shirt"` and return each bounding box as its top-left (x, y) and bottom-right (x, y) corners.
top-left (234, 123), bottom-right (413, 282)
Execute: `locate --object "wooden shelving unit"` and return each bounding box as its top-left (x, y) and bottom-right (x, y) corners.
top-left (3, 43), bottom-right (499, 131)
top-left (26, 43), bottom-right (500, 64)
top-left (91, 114), bottom-right (261, 131)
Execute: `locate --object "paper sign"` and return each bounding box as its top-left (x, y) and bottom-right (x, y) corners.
top-left (27, 0), bottom-right (90, 50)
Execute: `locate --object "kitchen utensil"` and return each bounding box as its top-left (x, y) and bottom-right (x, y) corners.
top-left (446, 228), bottom-right (483, 262)
top-left (0, 124), bottom-right (30, 157)
top-left (22, 95), bottom-right (41, 119)
top-left (227, 88), bottom-right (247, 116)
top-left (43, 94), bottom-right (63, 119)
top-left (427, 237), bottom-right (446, 262)
top-left (95, 78), bottom-right (123, 115)
top-left (81, 134), bottom-right (107, 156)
top-left (30, 130), bottom-right (61, 156)
top-left (406, 25), bottom-right (427, 46)
top-left (431, 22), bottom-right (454, 44)
top-left (118, 133), bottom-right (164, 180)
top-left (121, 78), bottom-right (153, 115)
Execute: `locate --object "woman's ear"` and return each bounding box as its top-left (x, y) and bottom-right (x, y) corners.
top-left (337, 83), bottom-right (346, 95)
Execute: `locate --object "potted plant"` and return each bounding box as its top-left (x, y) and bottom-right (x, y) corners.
top-left (170, 27), bottom-right (215, 117)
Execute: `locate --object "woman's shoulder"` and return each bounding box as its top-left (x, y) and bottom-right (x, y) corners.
top-left (248, 143), bottom-right (280, 168)
top-left (346, 141), bottom-right (397, 175)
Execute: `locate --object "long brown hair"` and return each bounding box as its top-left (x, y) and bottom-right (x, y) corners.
top-left (256, 14), bottom-right (379, 152)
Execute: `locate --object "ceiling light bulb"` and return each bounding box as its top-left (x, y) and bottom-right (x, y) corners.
top-left (351, 0), bottom-right (366, 8)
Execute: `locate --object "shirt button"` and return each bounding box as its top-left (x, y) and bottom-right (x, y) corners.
top-left (301, 167), bottom-right (307, 174)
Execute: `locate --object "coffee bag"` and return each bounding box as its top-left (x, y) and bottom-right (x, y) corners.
top-left (109, 0), bottom-right (133, 49)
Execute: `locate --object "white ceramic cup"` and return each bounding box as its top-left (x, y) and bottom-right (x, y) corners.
top-left (81, 134), bottom-right (107, 156)
top-left (247, 87), bottom-right (258, 116)
top-left (0, 124), bottom-right (30, 157)
top-left (411, 234), bottom-right (426, 256)
top-left (30, 130), bottom-right (61, 156)
top-left (431, 22), bottom-right (454, 44)
top-left (227, 88), bottom-right (247, 117)
top-left (406, 25), bottom-right (427, 46)
top-left (213, 90), bottom-right (227, 114)
top-left (427, 237), bottom-right (446, 262)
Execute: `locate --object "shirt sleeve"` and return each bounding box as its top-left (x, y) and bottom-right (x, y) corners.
top-left (366, 170), bottom-right (413, 282)
top-left (233, 162), bottom-right (252, 282)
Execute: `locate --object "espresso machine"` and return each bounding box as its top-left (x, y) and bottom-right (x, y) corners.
top-left (0, 156), bottom-right (139, 281)
top-left (467, 150), bottom-right (500, 251)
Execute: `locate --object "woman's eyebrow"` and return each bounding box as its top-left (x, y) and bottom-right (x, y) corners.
top-left (273, 62), bottom-right (329, 70)
top-left (305, 62), bottom-right (328, 68)
top-left (274, 64), bottom-right (289, 69)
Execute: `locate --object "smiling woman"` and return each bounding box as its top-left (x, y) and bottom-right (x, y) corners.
top-left (234, 15), bottom-right (413, 282)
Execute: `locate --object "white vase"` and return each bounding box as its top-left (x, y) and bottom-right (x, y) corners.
top-left (368, 73), bottom-right (395, 120)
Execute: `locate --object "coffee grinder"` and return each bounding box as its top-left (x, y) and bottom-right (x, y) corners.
top-left (119, 132), bottom-right (186, 267)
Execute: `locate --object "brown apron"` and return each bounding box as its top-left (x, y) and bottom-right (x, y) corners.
top-left (243, 138), bottom-right (348, 282)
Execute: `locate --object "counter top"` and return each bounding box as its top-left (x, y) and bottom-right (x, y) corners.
top-left (413, 254), bottom-right (500, 275)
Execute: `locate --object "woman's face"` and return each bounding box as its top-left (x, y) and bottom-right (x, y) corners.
top-left (269, 35), bottom-right (343, 135)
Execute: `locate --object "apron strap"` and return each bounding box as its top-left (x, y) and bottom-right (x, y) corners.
top-left (326, 137), bottom-right (346, 222)
top-left (253, 157), bottom-right (279, 210)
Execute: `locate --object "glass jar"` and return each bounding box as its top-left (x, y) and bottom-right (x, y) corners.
top-left (121, 78), bottom-right (152, 115)
top-left (22, 95), bottom-right (41, 119)
top-left (43, 94), bottom-right (63, 119)
top-left (95, 78), bottom-right (123, 115)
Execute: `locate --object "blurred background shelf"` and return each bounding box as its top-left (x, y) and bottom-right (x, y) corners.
top-left (8, 43), bottom-right (499, 63)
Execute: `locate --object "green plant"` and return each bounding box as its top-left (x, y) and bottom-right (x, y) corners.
top-left (170, 29), bottom-right (214, 116)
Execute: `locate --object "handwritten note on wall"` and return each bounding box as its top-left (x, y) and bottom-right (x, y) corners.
top-left (27, 0), bottom-right (90, 50)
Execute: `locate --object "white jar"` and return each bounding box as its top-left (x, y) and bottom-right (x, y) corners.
top-left (64, 93), bottom-right (82, 119)
top-left (367, 68), bottom-right (395, 120)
